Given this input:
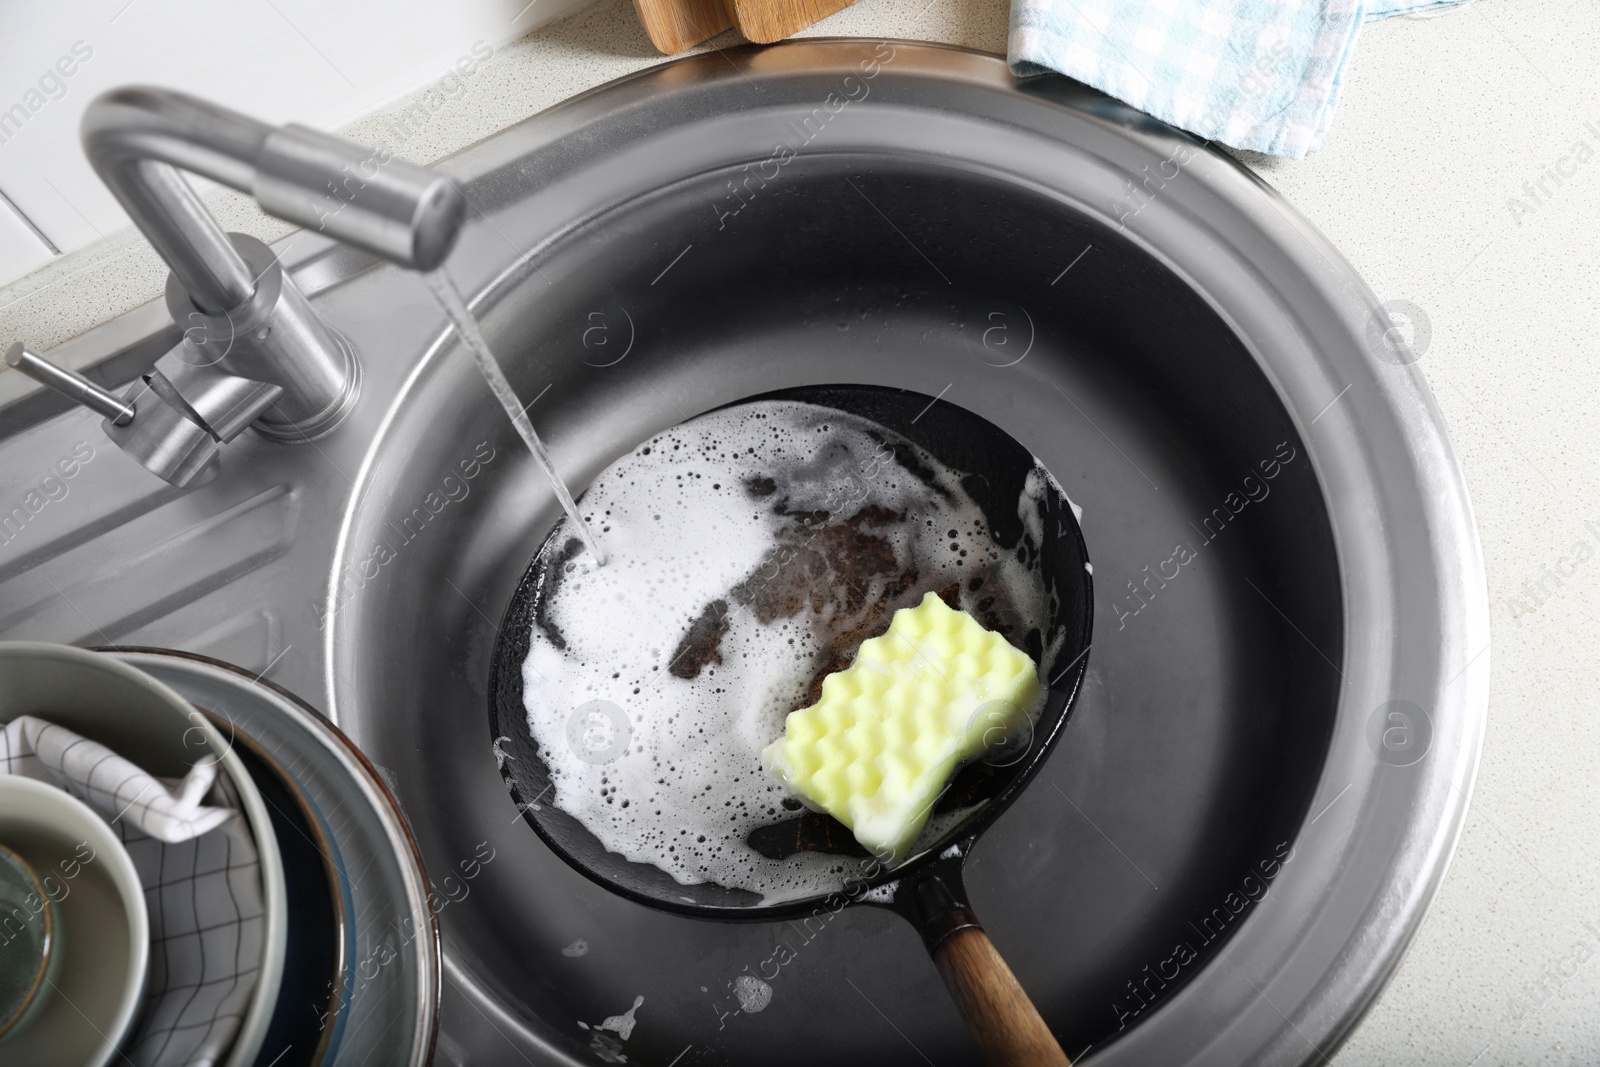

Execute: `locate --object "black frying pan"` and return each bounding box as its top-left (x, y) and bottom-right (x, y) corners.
top-left (488, 384), bottom-right (1093, 1065)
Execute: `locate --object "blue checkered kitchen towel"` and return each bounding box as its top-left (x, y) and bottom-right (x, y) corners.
top-left (1010, 0), bottom-right (1472, 159)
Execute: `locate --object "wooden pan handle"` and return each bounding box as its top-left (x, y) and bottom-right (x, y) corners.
top-left (887, 853), bottom-right (1070, 1065)
top-left (931, 927), bottom-right (1071, 1067)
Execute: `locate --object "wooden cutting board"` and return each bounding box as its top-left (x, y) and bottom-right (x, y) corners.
top-left (633, 0), bottom-right (860, 52)
top-left (724, 0), bottom-right (860, 42)
top-left (633, 0), bottom-right (734, 54)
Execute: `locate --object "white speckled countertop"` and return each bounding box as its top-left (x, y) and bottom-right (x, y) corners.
top-left (4, 0), bottom-right (1598, 1062)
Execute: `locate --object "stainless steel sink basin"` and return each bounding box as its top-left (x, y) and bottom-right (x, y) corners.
top-left (0, 40), bottom-right (1486, 1067)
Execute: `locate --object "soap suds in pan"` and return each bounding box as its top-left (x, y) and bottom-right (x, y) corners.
top-left (522, 400), bottom-right (1059, 901)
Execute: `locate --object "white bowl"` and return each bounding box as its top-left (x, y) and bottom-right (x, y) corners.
top-left (0, 775), bottom-right (148, 1067)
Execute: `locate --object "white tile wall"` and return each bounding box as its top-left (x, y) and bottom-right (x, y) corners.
top-left (0, 0), bottom-right (594, 286)
top-left (0, 189), bottom-right (55, 282)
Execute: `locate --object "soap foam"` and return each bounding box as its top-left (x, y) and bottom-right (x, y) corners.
top-left (521, 400), bottom-right (1054, 902)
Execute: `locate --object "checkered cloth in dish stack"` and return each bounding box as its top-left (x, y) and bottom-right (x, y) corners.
top-left (1, 716), bottom-right (265, 1067)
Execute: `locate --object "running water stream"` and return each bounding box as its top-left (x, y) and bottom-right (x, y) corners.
top-left (424, 269), bottom-right (607, 564)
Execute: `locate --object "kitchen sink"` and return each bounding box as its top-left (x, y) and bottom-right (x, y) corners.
top-left (0, 40), bottom-right (1486, 1067)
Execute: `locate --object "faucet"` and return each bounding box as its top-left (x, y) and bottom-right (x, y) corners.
top-left (8, 86), bottom-right (466, 487)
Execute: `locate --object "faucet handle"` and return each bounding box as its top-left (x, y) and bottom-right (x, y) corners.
top-left (2, 341), bottom-right (213, 487)
top-left (151, 347), bottom-right (284, 442)
top-left (109, 349), bottom-right (285, 487)
top-left (4, 342), bottom-right (136, 425)
top-left (103, 379), bottom-right (221, 489)
top-left (3, 340), bottom-right (286, 488)
top-left (101, 348), bottom-right (286, 490)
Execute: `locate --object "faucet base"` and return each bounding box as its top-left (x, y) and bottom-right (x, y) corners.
top-left (251, 327), bottom-right (360, 443)
top-left (164, 233), bottom-right (362, 443)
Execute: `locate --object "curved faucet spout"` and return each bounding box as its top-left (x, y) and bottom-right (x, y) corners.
top-left (82, 86), bottom-right (468, 313)
top-left (82, 87), bottom-right (271, 313)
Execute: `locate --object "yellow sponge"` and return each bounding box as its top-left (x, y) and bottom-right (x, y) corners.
top-left (761, 591), bottom-right (1042, 862)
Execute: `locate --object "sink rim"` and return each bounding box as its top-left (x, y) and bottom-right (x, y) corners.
top-left (323, 39), bottom-right (1488, 1066)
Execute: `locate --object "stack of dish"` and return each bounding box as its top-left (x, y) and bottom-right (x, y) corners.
top-left (0, 643), bottom-right (438, 1067)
